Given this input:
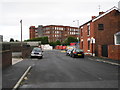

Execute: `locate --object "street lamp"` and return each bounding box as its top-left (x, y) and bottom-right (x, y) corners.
top-left (73, 20), bottom-right (80, 48)
top-left (20, 20), bottom-right (22, 46)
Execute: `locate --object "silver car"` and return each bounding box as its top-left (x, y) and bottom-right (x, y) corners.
top-left (31, 47), bottom-right (43, 59)
top-left (66, 49), bottom-right (73, 56)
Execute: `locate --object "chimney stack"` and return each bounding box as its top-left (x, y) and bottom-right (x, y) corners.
top-left (99, 11), bottom-right (105, 15)
top-left (92, 16), bottom-right (96, 19)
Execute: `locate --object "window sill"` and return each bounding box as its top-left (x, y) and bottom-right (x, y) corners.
top-left (87, 50), bottom-right (90, 52)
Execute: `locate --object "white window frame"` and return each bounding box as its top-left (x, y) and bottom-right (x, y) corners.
top-left (114, 32), bottom-right (120, 45)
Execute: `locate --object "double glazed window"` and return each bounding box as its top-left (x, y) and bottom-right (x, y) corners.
top-left (88, 40), bottom-right (90, 50)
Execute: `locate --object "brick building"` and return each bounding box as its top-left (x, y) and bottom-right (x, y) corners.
top-left (29, 25), bottom-right (78, 42)
top-left (0, 35), bottom-right (3, 42)
top-left (29, 26), bottom-right (38, 39)
top-left (80, 6), bottom-right (120, 56)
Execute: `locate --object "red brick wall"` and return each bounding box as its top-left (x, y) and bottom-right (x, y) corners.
top-left (98, 45), bottom-right (102, 57)
top-left (29, 26), bottom-right (36, 39)
top-left (94, 10), bottom-right (120, 55)
top-left (80, 22), bottom-right (95, 55)
top-left (2, 50), bottom-right (12, 68)
top-left (108, 45), bottom-right (120, 60)
top-left (80, 9), bottom-right (120, 56)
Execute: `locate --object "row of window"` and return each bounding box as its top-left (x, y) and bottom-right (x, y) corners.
top-left (81, 24), bottom-right (104, 36)
top-left (45, 31), bottom-right (77, 35)
top-left (44, 27), bottom-right (78, 31)
top-left (81, 40), bottom-right (90, 50)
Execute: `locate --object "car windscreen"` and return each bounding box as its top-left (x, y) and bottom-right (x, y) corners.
top-left (76, 49), bottom-right (83, 52)
top-left (33, 48), bottom-right (42, 52)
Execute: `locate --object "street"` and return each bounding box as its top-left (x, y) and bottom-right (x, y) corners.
top-left (19, 50), bottom-right (118, 88)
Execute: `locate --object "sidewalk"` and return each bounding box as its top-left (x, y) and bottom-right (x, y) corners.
top-left (12, 58), bottom-right (23, 65)
top-left (87, 55), bottom-right (120, 66)
top-left (2, 59), bottom-right (34, 89)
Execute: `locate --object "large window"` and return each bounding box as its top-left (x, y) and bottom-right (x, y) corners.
top-left (87, 25), bottom-right (90, 35)
top-left (88, 40), bottom-right (90, 50)
top-left (115, 32), bottom-right (120, 45)
top-left (81, 29), bottom-right (83, 36)
top-left (98, 24), bottom-right (104, 30)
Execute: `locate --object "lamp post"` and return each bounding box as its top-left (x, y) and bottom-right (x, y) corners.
top-left (73, 20), bottom-right (80, 48)
top-left (20, 20), bottom-right (22, 46)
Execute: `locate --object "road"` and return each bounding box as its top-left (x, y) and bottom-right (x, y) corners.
top-left (19, 50), bottom-right (119, 88)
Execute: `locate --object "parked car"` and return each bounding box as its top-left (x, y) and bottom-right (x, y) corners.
top-left (31, 47), bottom-right (43, 59)
top-left (70, 48), bottom-right (84, 58)
top-left (66, 49), bottom-right (74, 56)
top-left (66, 46), bottom-right (76, 51)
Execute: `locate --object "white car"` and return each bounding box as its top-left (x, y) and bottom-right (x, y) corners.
top-left (31, 47), bottom-right (43, 59)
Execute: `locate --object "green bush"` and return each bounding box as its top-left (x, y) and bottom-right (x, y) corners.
top-left (25, 37), bottom-right (49, 44)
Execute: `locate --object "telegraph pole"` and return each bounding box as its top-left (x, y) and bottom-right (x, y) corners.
top-left (20, 20), bottom-right (22, 46)
top-left (73, 20), bottom-right (80, 48)
top-left (98, 5), bottom-right (101, 12)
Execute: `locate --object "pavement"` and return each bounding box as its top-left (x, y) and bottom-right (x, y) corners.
top-left (2, 59), bottom-right (34, 89)
top-left (12, 58), bottom-right (23, 65)
top-left (61, 50), bottom-right (120, 66)
top-left (2, 50), bottom-right (119, 89)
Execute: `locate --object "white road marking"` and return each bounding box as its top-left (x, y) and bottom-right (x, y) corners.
top-left (12, 66), bottom-right (32, 90)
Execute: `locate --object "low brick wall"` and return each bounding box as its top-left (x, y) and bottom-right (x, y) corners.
top-left (98, 45), bottom-right (102, 57)
top-left (10, 42), bottom-right (27, 52)
top-left (2, 43), bottom-right (12, 68)
top-left (108, 45), bottom-right (120, 60)
top-left (2, 50), bottom-right (12, 68)
top-left (22, 47), bottom-right (33, 58)
top-left (11, 46), bottom-right (22, 52)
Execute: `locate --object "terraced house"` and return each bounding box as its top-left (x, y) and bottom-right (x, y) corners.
top-left (79, 6), bottom-right (120, 59)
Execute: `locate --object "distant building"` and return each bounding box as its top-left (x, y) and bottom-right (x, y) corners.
top-left (37, 25), bottom-right (44, 37)
top-left (29, 26), bottom-right (37, 39)
top-left (0, 35), bottom-right (3, 42)
top-left (29, 25), bottom-right (79, 42)
top-left (79, 7), bottom-right (120, 56)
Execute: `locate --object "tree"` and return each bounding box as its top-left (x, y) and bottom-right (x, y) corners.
top-left (15, 40), bottom-right (19, 42)
top-left (62, 36), bottom-right (78, 45)
top-left (10, 38), bottom-right (14, 42)
top-left (55, 40), bottom-right (61, 45)
top-left (49, 42), bottom-right (56, 48)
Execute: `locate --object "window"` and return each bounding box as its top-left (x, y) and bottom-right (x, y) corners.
top-left (98, 24), bottom-right (104, 30)
top-left (81, 41), bottom-right (83, 49)
top-left (88, 40), bottom-right (90, 50)
top-left (114, 32), bottom-right (120, 45)
top-left (87, 25), bottom-right (90, 35)
top-left (81, 29), bottom-right (83, 36)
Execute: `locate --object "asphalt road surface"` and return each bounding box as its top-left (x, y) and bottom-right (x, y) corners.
top-left (19, 50), bottom-right (119, 88)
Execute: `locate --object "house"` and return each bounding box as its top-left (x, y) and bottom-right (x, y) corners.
top-left (79, 6), bottom-right (120, 58)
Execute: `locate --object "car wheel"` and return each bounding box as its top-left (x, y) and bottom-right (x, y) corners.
top-left (38, 56), bottom-right (43, 59)
top-left (72, 54), bottom-right (75, 58)
top-left (81, 55), bottom-right (84, 58)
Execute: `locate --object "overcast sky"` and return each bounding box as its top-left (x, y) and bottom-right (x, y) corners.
top-left (0, 0), bottom-right (119, 41)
